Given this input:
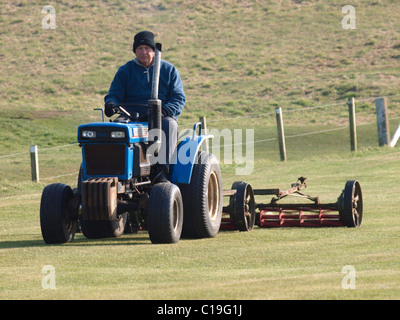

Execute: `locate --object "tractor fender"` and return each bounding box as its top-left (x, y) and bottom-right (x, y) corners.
top-left (169, 131), bottom-right (213, 184)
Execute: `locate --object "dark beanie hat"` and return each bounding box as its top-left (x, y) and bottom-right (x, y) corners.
top-left (133, 31), bottom-right (156, 53)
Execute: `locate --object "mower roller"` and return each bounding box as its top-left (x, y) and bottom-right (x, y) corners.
top-left (220, 177), bottom-right (363, 230)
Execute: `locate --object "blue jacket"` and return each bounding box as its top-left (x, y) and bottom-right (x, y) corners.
top-left (104, 58), bottom-right (186, 119)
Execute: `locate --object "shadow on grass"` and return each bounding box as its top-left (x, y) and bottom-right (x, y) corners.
top-left (0, 232), bottom-right (152, 249)
top-left (0, 239), bottom-right (46, 249)
top-left (69, 234), bottom-right (151, 247)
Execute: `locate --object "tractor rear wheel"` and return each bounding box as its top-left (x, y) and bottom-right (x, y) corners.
top-left (147, 182), bottom-right (183, 244)
top-left (40, 183), bottom-right (77, 244)
top-left (180, 151), bottom-right (223, 238)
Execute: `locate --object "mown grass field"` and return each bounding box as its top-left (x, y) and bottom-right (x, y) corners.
top-left (1, 146), bottom-right (400, 300)
top-left (1, 0), bottom-right (400, 300)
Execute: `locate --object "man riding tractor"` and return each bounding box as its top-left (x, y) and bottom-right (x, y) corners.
top-left (104, 31), bottom-right (186, 182)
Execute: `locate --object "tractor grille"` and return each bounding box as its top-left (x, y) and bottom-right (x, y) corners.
top-left (84, 144), bottom-right (125, 176)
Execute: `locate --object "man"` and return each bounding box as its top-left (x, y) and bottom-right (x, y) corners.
top-left (104, 31), bottom-right (186, 180)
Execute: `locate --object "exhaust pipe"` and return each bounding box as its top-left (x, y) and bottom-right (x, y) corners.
top-left (148, 43), bottom-right (162, 153)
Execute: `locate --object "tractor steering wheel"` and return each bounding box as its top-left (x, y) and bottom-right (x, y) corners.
top-left (115, 103), bottom-right (148, 122)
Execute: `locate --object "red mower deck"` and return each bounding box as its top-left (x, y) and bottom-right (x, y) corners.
top-left (220, 177), bottom-right (363, 231)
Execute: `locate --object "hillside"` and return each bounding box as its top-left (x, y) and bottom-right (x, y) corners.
top-left (1, 0), bottom-right (400, 153)
top-left (1, 1), bottom-right (400, 300)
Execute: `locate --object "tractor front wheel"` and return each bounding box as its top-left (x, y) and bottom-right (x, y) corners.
top-left (147, 182), bottom-right (183, 244)
top-left (40, 183), bottom-right (77, 244)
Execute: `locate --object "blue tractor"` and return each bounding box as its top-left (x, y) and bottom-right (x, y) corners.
top-left (40, 44), bottom-right (223, 244)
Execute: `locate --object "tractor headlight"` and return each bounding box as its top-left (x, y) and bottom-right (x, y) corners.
top-left (111, 131), bottom-right (125, 138)
top-left (82, 130), bottom-right (96, 138)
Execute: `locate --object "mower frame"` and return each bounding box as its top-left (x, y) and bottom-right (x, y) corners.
top-left (221, 177), bottom-right (363, 230)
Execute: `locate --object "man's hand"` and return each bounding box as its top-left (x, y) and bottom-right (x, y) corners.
top-left (161, 108), bottom-right (170, 117)
top-left (105, 101), bottom-right (119, 117)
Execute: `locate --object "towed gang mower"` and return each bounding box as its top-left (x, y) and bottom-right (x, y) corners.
top-left (220, 177), bottom-right (363, 231)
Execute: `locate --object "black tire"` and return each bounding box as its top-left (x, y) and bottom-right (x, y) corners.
top-left (341, 180), bottom-right (363, 227)
top-left (80, 213), bottom-right (127, 239)
top-left (230, 181), bottom-right (256, 231)
top-left (40, 183), bottom-right (77, 244)
top-left (147, 182), bottom-right (183, 244)
top-left (180, 152), bottom-right (223, 238)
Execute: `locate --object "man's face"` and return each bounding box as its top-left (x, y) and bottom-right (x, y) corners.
top-left (136, 45), bottom-right (155, 67)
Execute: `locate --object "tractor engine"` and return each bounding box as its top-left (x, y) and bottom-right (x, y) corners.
top-left (77, 121), bottom-right (151, 233)
top-left (78, 122), bottom-right (150, 181)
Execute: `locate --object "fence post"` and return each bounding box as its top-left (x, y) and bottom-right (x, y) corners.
top-left (275, 107), bottom-right (287, 162)
top-left (200, 116), bottom-right (209, 152)
top-left (375, 97), bottom-right (390, 146)
top-left (30, 145), bottom-right (39, 182)
top-left (347, 97), bottom-right (357, 152)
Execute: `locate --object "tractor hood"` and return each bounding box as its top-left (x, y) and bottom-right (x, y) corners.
top-left (77, 122), bottom-right (148, 144)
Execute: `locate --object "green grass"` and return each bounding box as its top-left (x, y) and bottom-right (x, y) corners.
top-left (1, 0), bottom-right (400, 300)
top-left (1, 147), bottom-right (400, 300)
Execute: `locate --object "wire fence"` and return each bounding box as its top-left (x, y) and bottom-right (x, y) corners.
top-left (1, 95), bottom-right (399, 186)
